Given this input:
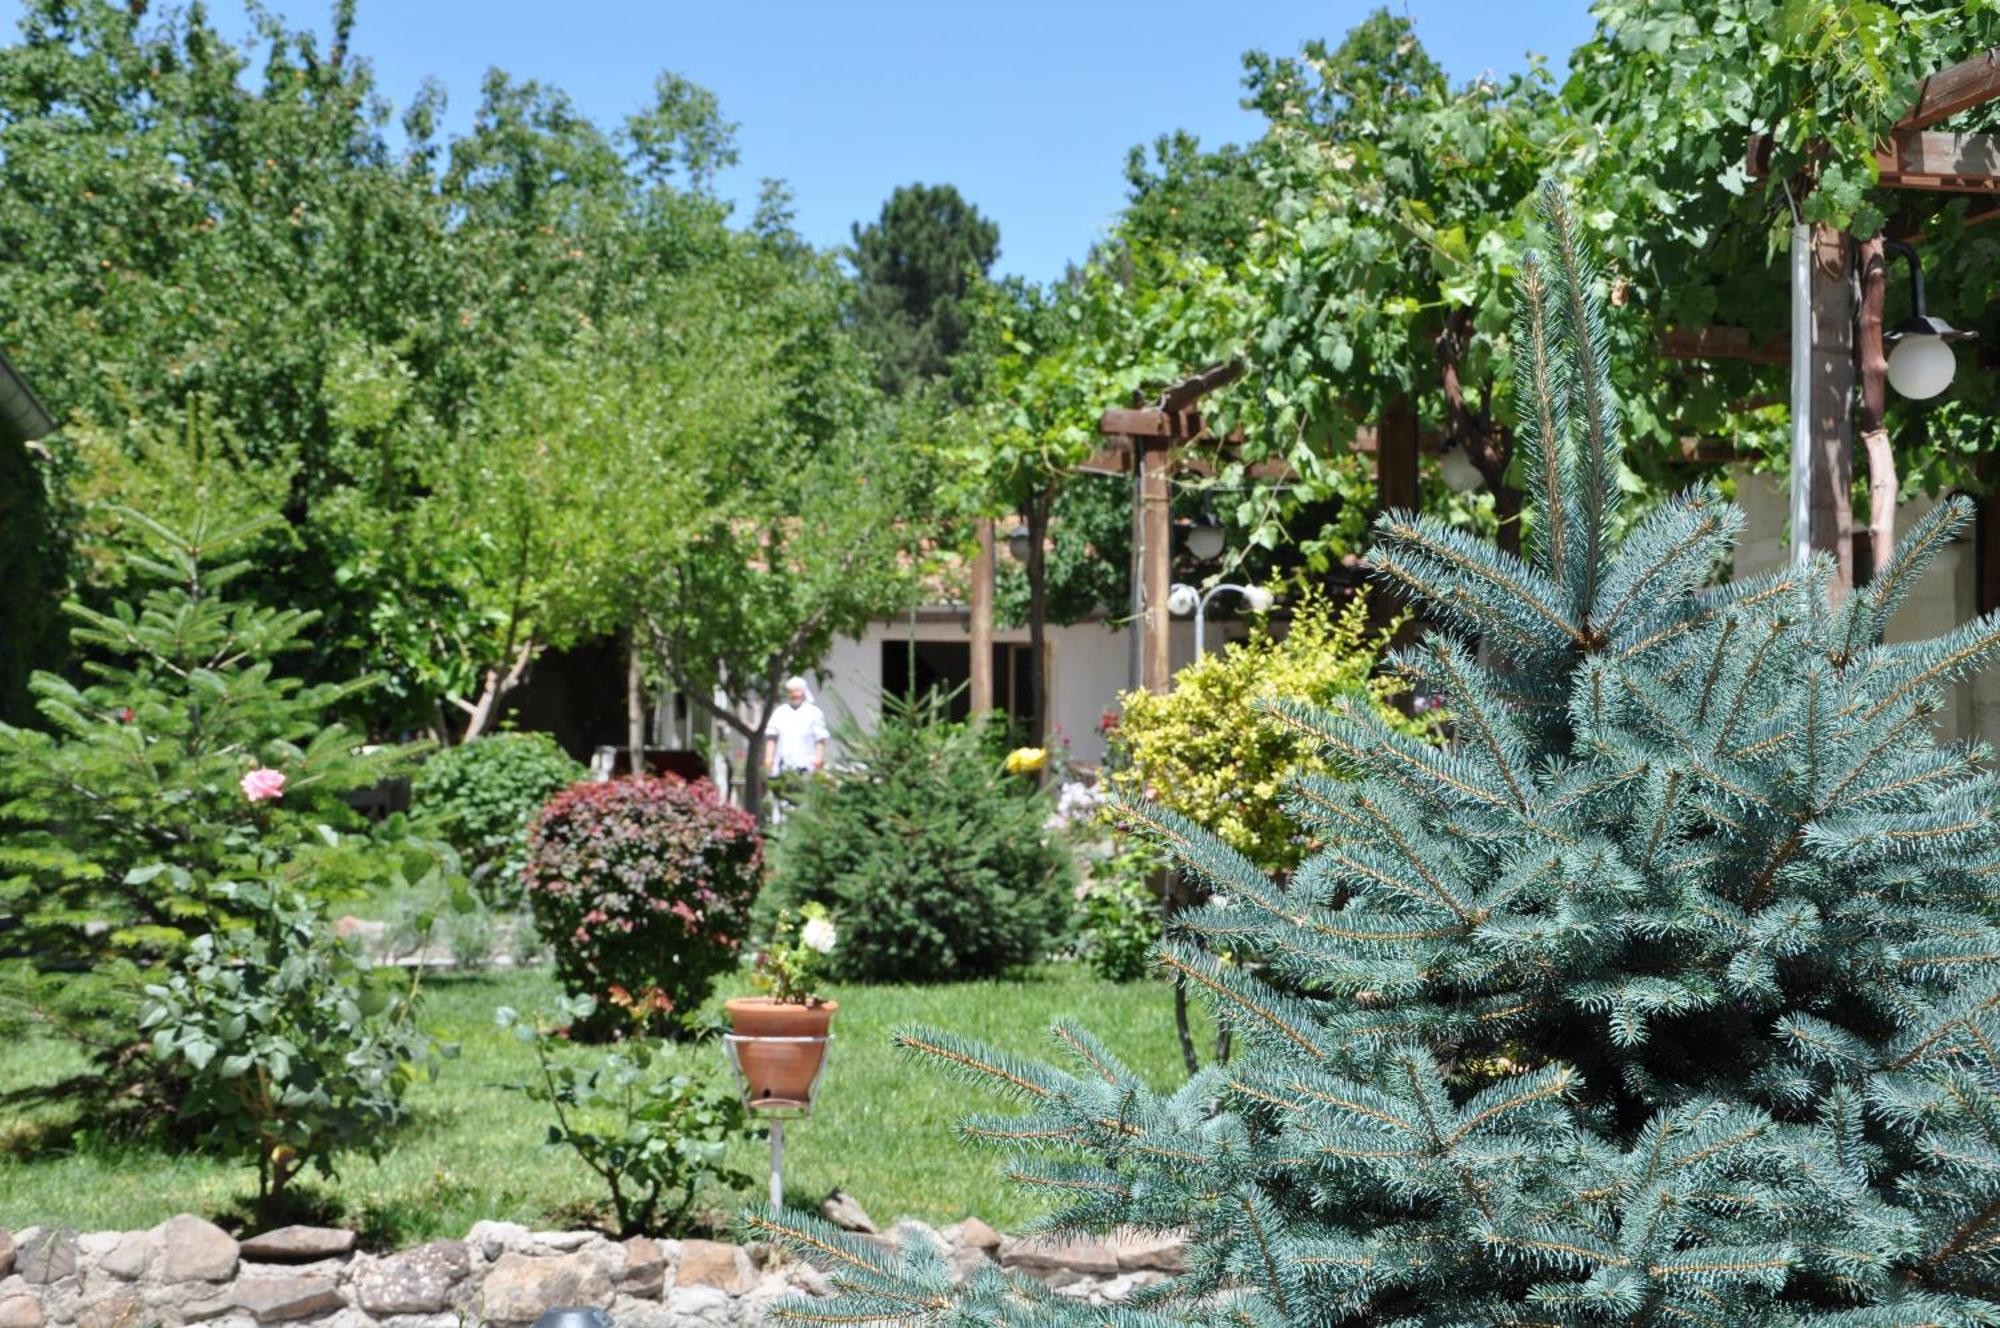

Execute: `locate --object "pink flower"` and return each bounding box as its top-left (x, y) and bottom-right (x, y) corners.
top-left (240, 767), bottom-right (286, 802)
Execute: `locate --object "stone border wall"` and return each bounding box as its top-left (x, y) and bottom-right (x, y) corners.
top-left (0, 1219), bottom-right (1186, 1328)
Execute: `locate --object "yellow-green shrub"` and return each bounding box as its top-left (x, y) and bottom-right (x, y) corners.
top-left (1106, 587), bottom-right (1429, 877)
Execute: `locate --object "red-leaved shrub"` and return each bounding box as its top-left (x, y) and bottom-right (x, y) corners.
top-left (525, 776), bottom-right (761, 1037)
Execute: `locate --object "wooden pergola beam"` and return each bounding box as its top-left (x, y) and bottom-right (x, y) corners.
top-left (1876, 130), bottom-right (2000, 193)
top-left (1662, 326), bottom-right (1793, 364)
top-left (1901, 47), bottom-right (2000, 130)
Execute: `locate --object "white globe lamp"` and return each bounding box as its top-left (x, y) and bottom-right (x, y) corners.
top-left (1184, 519), bottom-right (1226, 562)
top-left (1881, 240), bottom-right (1974, 403)
top-left (1887, 330), bottom-right (1959, 401)
top-left (1438, 444), bottom-right (1484, 494)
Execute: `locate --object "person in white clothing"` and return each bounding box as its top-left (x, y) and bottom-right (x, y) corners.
top-left (765, 676), bottom-right (829, 777)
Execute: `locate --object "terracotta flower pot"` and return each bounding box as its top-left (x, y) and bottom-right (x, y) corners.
top-left (725, 997), bottom-right (837, 1108)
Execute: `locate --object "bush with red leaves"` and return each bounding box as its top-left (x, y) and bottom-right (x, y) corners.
top-left (525, 776), bottom-right (761, 1038)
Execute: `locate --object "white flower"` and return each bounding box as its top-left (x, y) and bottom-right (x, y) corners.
top-left (801, 916), bottom-right (837, 955)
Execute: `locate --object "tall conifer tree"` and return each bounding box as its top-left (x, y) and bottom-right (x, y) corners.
top-left (753, 185), bottom-right (2000, 1324)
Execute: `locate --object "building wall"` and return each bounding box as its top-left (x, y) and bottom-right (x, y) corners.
top-left (1731, 466), bottom-right (2000, 747)
top-left (813, 614), bottom-right (1227, 770)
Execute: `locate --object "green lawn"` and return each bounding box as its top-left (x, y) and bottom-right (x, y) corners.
top-left (0, 964), bottom-right (1211, 1243)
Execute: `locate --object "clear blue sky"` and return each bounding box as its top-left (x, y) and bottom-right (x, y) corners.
top-left (0, 1), bottom-right (1597, 281)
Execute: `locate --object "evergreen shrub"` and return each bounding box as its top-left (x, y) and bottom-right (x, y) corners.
top-left (755, 185), bottom-right (2000, 1324)
top-left (766, 693), bottom-right (1075, 983)
top-left (0, 506), bottom-right (441, 1088)
top-left (411, 731), bottom-right (584, 906)
top-left (524, 775), bottom-right (760, 1037)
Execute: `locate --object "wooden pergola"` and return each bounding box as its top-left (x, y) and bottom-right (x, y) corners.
top-left (1685, 47), bottom-right (2000, 601)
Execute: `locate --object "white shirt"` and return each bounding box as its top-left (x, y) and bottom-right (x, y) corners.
top-left (766, 701), bottom-right (829, 771)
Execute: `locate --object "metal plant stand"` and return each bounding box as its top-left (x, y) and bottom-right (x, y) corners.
top-left (723, 1032), bottom-right (833, 1208)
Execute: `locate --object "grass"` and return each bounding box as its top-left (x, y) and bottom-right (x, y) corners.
top-left (0, 963), bottom-right (1213, 1242)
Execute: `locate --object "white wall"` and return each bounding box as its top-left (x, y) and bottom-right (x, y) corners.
top-left (1731, 466), bottom-right (2000, 747)
top-left (810, 613), bottom-right (1225, 770)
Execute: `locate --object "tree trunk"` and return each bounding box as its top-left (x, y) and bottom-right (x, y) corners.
top-left (1496, 472), bottom-right (1520, 556)
top-left (626, 636), bottom-right (647, 776)
top-left (1856, 234), bottom-right (1896, 583)
top-left (1026, 488), bottom-right (1051, 751)
top-left (969, 517), bottom-right (995, 714)
top-left (456, 639), bottom-right (536, 744)
top-left (1438, 306), bottom-right (1522, 557)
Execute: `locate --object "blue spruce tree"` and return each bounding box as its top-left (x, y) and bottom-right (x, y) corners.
top-left (751, 184), bottom-right (2000, 1324)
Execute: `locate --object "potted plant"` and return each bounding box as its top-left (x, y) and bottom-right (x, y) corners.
top-left (725, 903), bottom-right (838, 1107)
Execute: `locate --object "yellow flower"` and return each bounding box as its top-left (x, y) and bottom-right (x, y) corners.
top-left (1004, 746), bottom-right (1048, 775)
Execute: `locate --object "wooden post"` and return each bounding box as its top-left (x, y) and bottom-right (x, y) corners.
top-left (1855, 235), bottom-right (1896, 582)
top-left (968, 518), bottom-right (994, 713)
top-left (1141, 438), bottom-right (1173, 693)
top-left (1128, 446), bottom-right (1145, 693)
top-left (1803, 224), bottom-right (1857, 597)
top-left (1377, 395), bottom-right (1419, 514)
top-left (1981, 486), bottom-right (2000, 618)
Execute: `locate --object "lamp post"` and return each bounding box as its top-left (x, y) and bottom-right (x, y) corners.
top-left (1168, 582), bottom-right (1275, 658)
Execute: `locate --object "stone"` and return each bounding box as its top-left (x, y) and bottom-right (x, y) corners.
top-left (480, 1248), bottom-right (612, 1320)
top-left (786, 1261), bottom-right (832, 1297)
top-left (605, 1299), bottom-right (677, 1328)
top-left (1108, 1229), bottom-right (1186, 1273)
top-left (89, 1233), bottom-right (151, 1282)
top-left (956, 1218), bottom-right (1002, 1252)
top-left (887, 1220), bottom-right (941, 1254)
top-left (948, 1241), bottom-right (991, 1283)
top-left (239, 1258), bottom-right (349, 1282)
top-left (819, 1190), bottom-right (876, 1234)
top-left (619, 1236), bottom-right (665, 1298)
top-left (239, 1228), bottom-right (357, 1263)
top-left (159, 1215), bottom-right (240, 1282)
top-left (352, 1240), bottom-right (470, 1316)
top-left (665, 1286), bottom-right (739, 1328)
top-left (674, 1240), bottom-right (750, 1294)
top-left (74, 1287), bottom-right (145, 1328)
top-left (0, 1231), bottom-right (12, 1280)
top-left (233, 1277), bottom-right (345, 1323)
top-left (17, 1228), bottom-right (79, 1285)
top-left (463, 1222), bottom-right (533, 1263)
top-left (527, 1231), bottom-right (592, 1253)
top-left (478, 1251), bottom-right (614, 1324)
top-left (0, 1297), bottom-right (41, 1328)
top-left (997, 1233), bottom-right (1118, 1275)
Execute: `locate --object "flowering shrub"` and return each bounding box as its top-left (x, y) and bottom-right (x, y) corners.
top-left (140, 882), bottom-right (441, 1210)
top-left (525, 776), bottom-right (761, 1038)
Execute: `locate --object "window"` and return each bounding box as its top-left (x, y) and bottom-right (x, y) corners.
top-left (880, 639), bottom-right (1037, 731)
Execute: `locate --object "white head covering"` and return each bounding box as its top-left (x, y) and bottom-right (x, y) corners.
top-left (784, 676), bottom-right (814, 703)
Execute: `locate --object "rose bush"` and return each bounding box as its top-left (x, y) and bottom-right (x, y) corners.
top-left (525, 776), bottom-right (761, 1038)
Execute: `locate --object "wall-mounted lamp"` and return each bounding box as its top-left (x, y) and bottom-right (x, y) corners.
top-left (1006, 521), bottom-right (1033, 563)
top-left (1437, 442), bottom-right (1484, 494)
top-left (1884, 239), bottom-right (1976, 401)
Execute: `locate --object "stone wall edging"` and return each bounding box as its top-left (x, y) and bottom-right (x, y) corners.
top-left (0, 1217), bottom-right (1186, 1328)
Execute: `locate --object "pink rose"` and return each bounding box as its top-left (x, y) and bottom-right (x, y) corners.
top-left (240, 767), bottom-right (286, 802)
